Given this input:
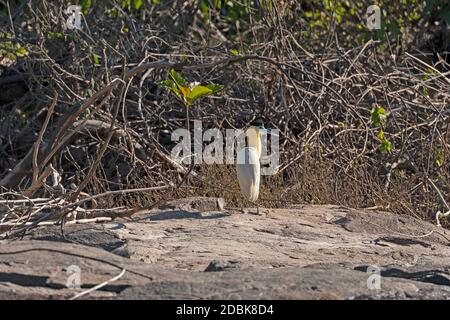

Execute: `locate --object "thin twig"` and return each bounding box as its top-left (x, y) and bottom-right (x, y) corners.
top-left (70, 269), bottom-right (126, 300)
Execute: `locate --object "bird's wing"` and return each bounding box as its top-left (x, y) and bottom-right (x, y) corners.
top-left (236, 147), bottom-right (260, 202)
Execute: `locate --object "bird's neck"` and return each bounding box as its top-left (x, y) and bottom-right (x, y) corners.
top-left (246, 127), bottom-right (261, 159)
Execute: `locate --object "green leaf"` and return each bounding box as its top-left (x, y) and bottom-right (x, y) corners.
top-left (169, 69), bottom-right (187, 93)
top-left (434, 146), bottom-right (444, 167)
top-left (205, 83), bottom-right (224, 94)
top-left (179, 86), bottom-right (190, 100)
top-left (133, 0), bottom-right (143, 10)
top-left (92, 54), bottom-right (100, 65)
top-left (370, 106), bottom-right (387, 127)
top-left (380, 139), bottom-right (392, 154)
top-left (159, 79), bottom-right (181, 98)
top-left (160, 79), bottom-right (177, 91)
top-left (200, 1), bottom-right (210, 21)
top-left (159, 69), bottom-right (223, 108)
top-left (187, 85), bottom-right (213, 102)
top-left (230, 49), bottom-right (240, 55)
top-left (121, 0), bottom-right (131, 9)
top-left (81, 0), bottom-right (92, 15)
top-left (377, 130), bottom-right (384, 140)
top-left (15, 46), bottom-right (28, 57)
top-left (213, 0), bottom-right (223, 9)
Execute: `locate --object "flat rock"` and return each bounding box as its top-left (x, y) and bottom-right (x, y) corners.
top-left (1, 199), bottom-right (449, 299)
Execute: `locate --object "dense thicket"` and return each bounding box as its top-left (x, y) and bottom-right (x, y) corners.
top-left (0, 1), bottom-right (448, 236)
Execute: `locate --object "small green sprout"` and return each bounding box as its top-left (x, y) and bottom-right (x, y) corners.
top-left (378, 130), bottom-right (392, 154)
top-left (434, 146), bottom-right (445, 167)
top-left (159, 68), bottom-right (224, 136)
top-left (92, 54), bottom-right (100, 66)
top-left (371, 106), bottom-right (392, 154)
top-left (370, 106), bottom-right (387, 127)
top-left (159, 69), bottom-right (223, 107)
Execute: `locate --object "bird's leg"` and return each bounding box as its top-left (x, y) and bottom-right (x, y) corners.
top-left (240, 199), bottom-right (245, 213)
top-left (248, 201), bottom-right (260, 215)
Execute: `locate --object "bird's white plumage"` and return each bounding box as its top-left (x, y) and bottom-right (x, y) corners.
top-left (236, 147), bottom-right (260, 202)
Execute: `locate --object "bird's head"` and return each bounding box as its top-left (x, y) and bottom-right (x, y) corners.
top-left (247, 118), bottom-right (269, 135)
top-left (243, 118), bottom-right (268, 157)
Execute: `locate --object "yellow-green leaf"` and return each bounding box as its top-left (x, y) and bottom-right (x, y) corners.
top-left (170, 69), bottom-right (187, 89)
top-left (205, 84), bottom-right (224, 94)
top-left (133, 0), bottom-right (142, 9)
top-left (15, 47), bottom-right (28, 57)
top-left (180, 86), bottom-right (190, 99)
top-left (370, 106), bottom-right (387, 127)
top-left (92, 54), bottom-right (100, 65)
top-left (380, 139), bottom-right (392, 153)
top-left (159, 79), bottom-right (181, 99)
top-left (187, 85), bottom-right (213, 101)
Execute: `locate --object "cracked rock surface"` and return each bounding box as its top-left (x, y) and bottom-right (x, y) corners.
top-left (0, 199), bottom-right (449, 299)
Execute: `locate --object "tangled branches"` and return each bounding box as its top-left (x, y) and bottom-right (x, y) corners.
top-left (0, 1), bottom-right (449, 237)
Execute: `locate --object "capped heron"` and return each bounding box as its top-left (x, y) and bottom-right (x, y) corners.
top-left (236, 119), bottom-right (267, 215)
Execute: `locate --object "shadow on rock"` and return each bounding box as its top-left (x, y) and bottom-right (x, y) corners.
top-left (146, 210), bottom-right (229, 221)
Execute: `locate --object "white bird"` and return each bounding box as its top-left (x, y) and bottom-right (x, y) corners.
top-left (236, 119), bottom-right (266, 215)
